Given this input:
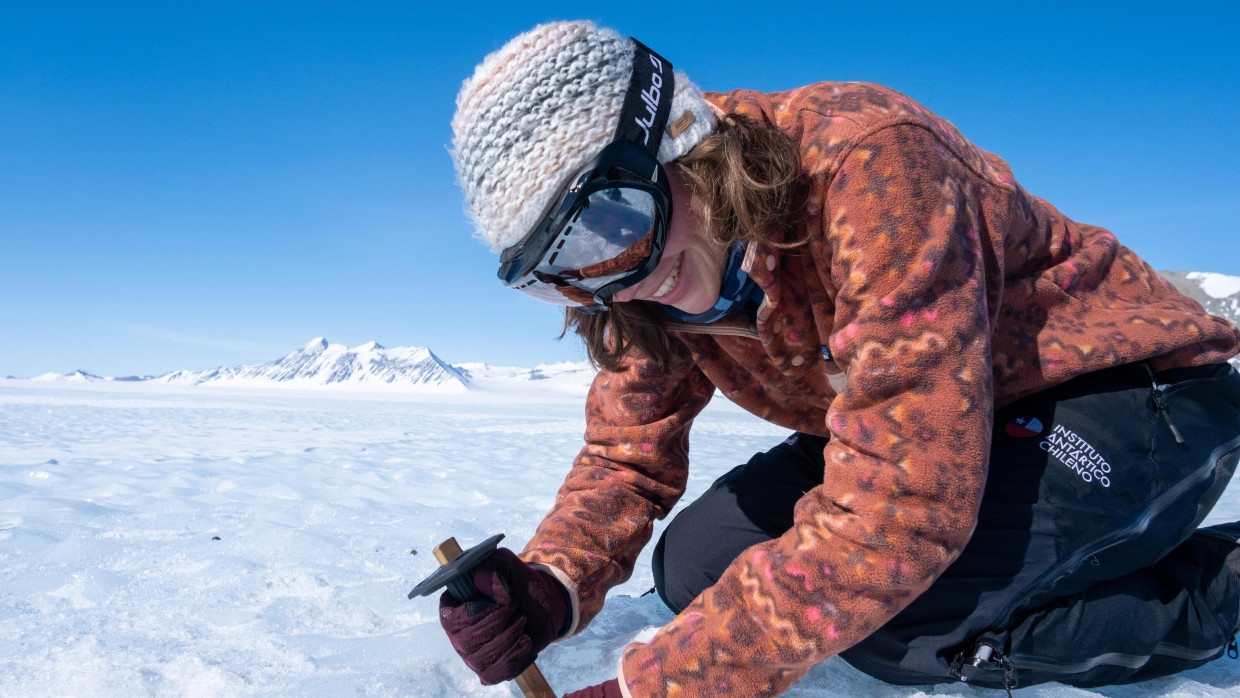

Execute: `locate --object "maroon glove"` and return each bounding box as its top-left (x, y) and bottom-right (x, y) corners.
top-left (438, 547), bottom-right (570, 685)
top-left (563, 678), bottom-right (623, 697)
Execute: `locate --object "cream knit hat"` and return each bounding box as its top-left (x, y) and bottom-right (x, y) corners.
top-left (451, 21), bottom-right (718, 252)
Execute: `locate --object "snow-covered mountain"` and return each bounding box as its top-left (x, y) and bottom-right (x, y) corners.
top-left (21, 338), bottom-right (598, 395)
top-left (31, 369), bottom-right (106, 383)
top-left (15, 272), bottom-right (1240, 389)
top-left (1160, 271), bottom-right (1240, 368)
top-left (156, 338), bottom-right (470, 392)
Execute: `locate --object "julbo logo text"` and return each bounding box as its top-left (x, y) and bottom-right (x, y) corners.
top-left (633, 54), bottom-right (664, 146)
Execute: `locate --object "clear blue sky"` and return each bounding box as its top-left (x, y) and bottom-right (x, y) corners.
top-left (3, 1), bottom-right (1238, 378)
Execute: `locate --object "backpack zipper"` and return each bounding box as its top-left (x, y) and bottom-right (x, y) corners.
top-left (1142, 363), bottom-right (1185, 444)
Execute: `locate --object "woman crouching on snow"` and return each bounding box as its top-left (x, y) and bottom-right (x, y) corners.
top-left (440, 20), bottom-right (1240, 697)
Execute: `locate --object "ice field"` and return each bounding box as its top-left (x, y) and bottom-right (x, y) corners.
top-left (2, 380), bottom-right (1239, 697)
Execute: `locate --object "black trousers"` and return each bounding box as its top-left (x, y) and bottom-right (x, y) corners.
top-left (653, 362), bottom-right (1240, 689)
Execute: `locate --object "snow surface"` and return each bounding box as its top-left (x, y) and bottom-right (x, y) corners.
top-left (453, 361), bottom-right (597, 396)
top-left (1186, 272), bottom-right (1240, 300)
top-left (2, 380), bottom-right (1239, 697)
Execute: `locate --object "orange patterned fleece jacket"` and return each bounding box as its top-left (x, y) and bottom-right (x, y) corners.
top-left (520, 83), bottom-right (1240, 697)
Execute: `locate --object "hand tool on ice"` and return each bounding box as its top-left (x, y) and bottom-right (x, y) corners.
top-left (409, 533), bottom-right (557, 698)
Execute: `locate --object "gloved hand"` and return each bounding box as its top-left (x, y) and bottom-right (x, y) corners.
top-left (438, 547), bottom-right (570, 685)
top-left (563, 678), bottom-right (623, 697)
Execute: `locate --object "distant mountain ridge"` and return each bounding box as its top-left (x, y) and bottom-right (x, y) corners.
top-left (26, 338), bottom-right (596, 394)
top-left (155, 338), bottom-right (469, 392)
top-left (16, 271), bottom-right (1240, 386)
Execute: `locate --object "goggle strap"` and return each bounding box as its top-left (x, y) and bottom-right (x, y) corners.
top-left (613, 39), bottom-right (675, 161)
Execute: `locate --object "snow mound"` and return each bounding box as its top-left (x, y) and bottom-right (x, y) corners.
top-left (453, 360), bottom-right (596, 395)
top-left (31, 370), bottom-right (105, 383)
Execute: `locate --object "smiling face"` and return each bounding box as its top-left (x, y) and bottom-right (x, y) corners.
top-left (611, 166), bottom-right (727, 314)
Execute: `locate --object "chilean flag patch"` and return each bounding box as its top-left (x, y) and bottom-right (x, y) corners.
top-left (1005, 416), bottom-right (1044, 438)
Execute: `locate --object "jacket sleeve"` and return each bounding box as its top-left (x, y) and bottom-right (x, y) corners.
top-left (619, 123), bottom-right (997, 696)
top-left (520, 351), bottom-right (716, 635)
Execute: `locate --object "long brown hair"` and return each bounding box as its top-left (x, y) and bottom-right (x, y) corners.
top-left (563, 113), bottom-right (805, 372)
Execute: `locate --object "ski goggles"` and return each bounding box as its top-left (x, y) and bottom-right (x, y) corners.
top-left (497, 38), bottom-right (675, 312)
top-left (497, 141), bottom-right (672, 310)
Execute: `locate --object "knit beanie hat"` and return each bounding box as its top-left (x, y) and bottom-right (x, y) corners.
top-left (451, 20), bottom-right (718, 252)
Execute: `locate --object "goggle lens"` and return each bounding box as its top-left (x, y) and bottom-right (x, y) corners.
top-left (555, 187), bottom-right (658, 280)
top-left (498, 141), bottom-right (671, 311)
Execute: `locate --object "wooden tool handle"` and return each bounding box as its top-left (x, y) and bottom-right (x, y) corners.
top-left (435, 537), bottom-right (557, 698)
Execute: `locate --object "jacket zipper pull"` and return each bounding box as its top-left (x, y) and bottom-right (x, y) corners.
top-left (1142, 364), bottom-right (1186, 444)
